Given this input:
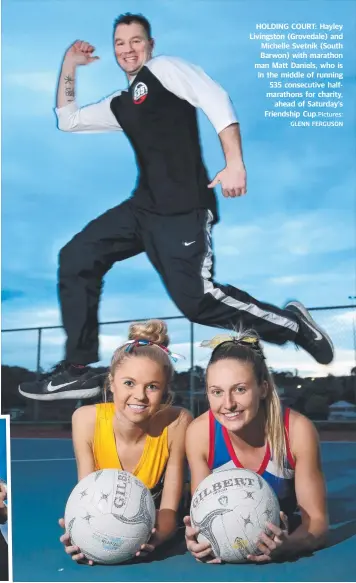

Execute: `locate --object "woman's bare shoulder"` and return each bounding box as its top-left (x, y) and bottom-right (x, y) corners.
top-left (169, 406), bottom-right (194, 427)
top-left (151, 406), bottom-right (191, 436)
top-left (72, 404), bottom-right (97, 427)
top-left (155, 405), bottom-right (191, 426)
top-left (186, 411), bottom-right (209, 438)
top-left (288, 408), bottom-right (320, 452)
top-left (289, 408), bottom-right (316, 433)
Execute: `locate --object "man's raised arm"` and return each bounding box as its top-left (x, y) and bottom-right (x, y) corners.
top-left (55, 40), bottom-right (122, 134)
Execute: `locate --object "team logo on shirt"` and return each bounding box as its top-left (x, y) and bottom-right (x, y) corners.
top-left (133, 82), bottom-right (148, 104)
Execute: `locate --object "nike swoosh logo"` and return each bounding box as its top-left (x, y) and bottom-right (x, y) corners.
top-left (183, 241), bottom-right (196, 246)
top-left (304, 321), bottom-right (323, 341)
top-left (289, 302), bottom-right (323, 340)
top-left (288, 302), bottom-right (323, 341)
top-left (47, 380), bottom-right (78, 392)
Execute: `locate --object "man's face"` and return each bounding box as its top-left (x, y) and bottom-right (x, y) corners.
top-left (114, 22), bottom-right (154, 78)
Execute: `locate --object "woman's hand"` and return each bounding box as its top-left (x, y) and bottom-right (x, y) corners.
top-left (247, 512), bottom-right (290, 562)
top-left (58, 518), bottom-right (94, 566)
top-left (0, 483), bottom-right (7, 524)
top-left (136, 508), bottom-right (179, 558)
top-left (135, 527), bottom-right (158, 557)
top-left (0, 482), bottom-right (7, 503)
top-left (184, 516), bottom-right (221, 564)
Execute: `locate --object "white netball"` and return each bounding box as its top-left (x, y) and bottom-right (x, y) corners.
top-left (64, 469), bottom-right (156, 564)
top-left (190, 468), bottom-right (280, 563)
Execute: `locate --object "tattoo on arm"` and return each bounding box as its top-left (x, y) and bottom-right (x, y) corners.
top-left (65, 88), bottom-right (75, 97)
top-left (64, 75), bottom-right (74, 84)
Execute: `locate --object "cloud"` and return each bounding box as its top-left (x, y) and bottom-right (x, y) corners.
top-left (6, 72), bottom-right (56, 94)
top-left (2, 306), bottom-right (61, 330)
top-left (215, 209), bottom-right (353, 263)
top-left (277, 213), bottom-right (354, 257)
top-left (270, 275), bottom-right (308, 286)
top-left (269, 272), bottom-right (347, 287)
top-left (214, 224), bottom-right (263, 256)
top-left (331, 310), bottom-right (356, 325)
top-left (1, 290), bottom-right (25, 302)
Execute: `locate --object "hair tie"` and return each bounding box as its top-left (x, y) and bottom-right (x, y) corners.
top-left (122, 339), bottom-right (184, 363)
top-left (201, 334), bottom-right (265, 359)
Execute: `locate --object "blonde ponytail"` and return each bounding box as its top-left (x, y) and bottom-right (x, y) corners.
top-left (264, 370), bottom-right (286, 471)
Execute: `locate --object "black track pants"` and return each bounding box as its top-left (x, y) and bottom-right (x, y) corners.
top-left (58, 202), bottom-right (299, 364)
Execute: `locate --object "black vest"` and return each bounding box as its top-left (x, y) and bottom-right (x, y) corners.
top-left (110, 66), bottom-right (218, 220)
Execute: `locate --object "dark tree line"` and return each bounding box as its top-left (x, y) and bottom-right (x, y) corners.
top-left (2, 364), bottom-right (356, 422)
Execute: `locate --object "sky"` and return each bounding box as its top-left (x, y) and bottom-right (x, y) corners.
top-left (1, 0), bottom-right (356, 378)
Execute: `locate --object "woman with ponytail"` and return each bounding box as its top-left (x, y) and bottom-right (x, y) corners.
top-left (59, 319), bottom-right (192, 564)
top-left (184, 331), bottom-right (328, 563)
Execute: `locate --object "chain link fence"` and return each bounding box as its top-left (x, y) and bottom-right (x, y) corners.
top-left (2, 305), bottom-right (356, 433)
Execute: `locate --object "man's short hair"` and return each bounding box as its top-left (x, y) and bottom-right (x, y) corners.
top-left (113, 13), bottom-right (152, 40)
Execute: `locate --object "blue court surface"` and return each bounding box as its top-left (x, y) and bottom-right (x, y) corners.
top-left (11, 438), bottom-right (356, 582)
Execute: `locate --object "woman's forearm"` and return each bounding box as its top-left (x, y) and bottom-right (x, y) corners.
top-left (285, 519), bottom-right (328, 556)
top-left (155, 509), bottom-right (177, 544)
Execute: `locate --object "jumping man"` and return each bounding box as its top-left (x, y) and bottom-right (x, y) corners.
top-left (19, 13), bottom-right (333, 401)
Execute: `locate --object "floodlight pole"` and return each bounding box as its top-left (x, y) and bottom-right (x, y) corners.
top-left (348, 296), bottom-right (356, 367)
top-left (190, 322), bottom-right (195, 415)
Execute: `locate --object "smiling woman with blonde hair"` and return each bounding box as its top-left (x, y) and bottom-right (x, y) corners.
top-left (184, 331), bottom-right (328, 564)
top-left (59, 319), bottom-right (192, 565)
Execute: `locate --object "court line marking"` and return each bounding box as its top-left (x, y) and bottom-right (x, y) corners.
top-left (321, 441), bottom-right (356, 444)
top-left (11, 441), bottom-right (355, 464)
top-left (12, 457), bottom-right (75, 462)
top-left (11, 437), bottom-right (355, 443)
top-left (11, 437), bottom-right (72, 441)
top-left (12, 441), bottom-right (355, 463)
